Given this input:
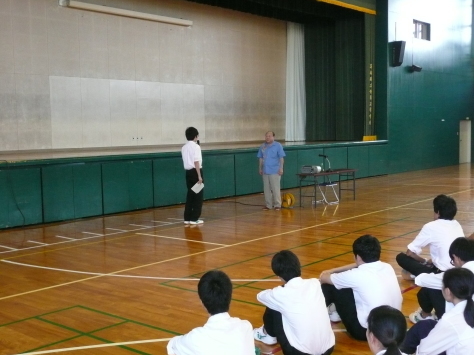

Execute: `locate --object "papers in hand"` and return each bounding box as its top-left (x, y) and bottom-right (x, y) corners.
top-left (191, 182), bottom-right (204, 193)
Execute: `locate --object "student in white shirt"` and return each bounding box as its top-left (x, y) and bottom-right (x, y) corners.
top-left (396, 194), bottom-right (463, 278)
top-left (319, 235), bottom-right (403, 340)
top-left (167, 270), bottom-right (255, 355)
top-left (366, 306), bottom-right (408, 355)
top-left (401, 268), bottom-right (474, 355)
top-left (181, 127), bottom-right (204, 225)
top-left (409, 237), bottom-right (474, 323)
top-left (254, 250), bottom-right (335, 355)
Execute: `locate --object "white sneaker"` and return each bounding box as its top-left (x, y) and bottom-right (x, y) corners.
top-left (184, 221), bottom-right (190, 225)
top-left (328, 303), bottom-right (341, 323)
top-left (409, 308), bottom-right (438, 324)
top-left (253, 325), bottom-right (277, 345)
top-left (190, 220), bottom-right (204, 225)
top-left (401, 269), bottom-right (416, 281)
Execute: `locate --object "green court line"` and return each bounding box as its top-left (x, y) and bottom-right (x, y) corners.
top-left (76, 305), bottom-right (181, 335)
top-left (23, 334), bottom-right (84, 353)
top-left (0, 305), bottom-right (78, 327)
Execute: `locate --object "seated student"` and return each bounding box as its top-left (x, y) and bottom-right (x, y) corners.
top-left (409, 237), bottom-right (474, 323)
top-left (396, 194), bottom-right (463, 279)
top-left (366, 306), bottom-right (408, 355)
top-left (400, 268), bottom-right (474, 355)
top-left (254, 250), bottom-right (335, 355)
top-left (167, 270), bottom-right (255, 355)
top-left (319, 234), bottom-right (402, 341)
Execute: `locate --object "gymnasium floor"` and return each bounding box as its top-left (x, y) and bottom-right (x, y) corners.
top-left (0, 164), bottom-right (473, 355)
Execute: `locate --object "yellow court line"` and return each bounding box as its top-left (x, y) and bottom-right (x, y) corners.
top-left (1, 187), bottom-right (473, 301)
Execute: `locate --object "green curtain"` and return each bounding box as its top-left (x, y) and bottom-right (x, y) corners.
top-left (305, 14), bottom-right (366, 141)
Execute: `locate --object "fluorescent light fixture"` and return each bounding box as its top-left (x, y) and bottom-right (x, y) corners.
top-left (59, 0), bottom-right (193, 27)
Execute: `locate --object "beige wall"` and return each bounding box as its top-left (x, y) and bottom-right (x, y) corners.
top-left (0, 0), bottom-right (287, 151)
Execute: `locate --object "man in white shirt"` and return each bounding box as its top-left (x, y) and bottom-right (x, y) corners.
top-left (396, 194), bottom-right (463, 277)
top-left (319, 235), bottom-right (403, 341)
top-left (408, 237), bottom-right (474, 323)
top-left (167, 270), bottom-right (255, 355)
top-left (181, 127), bottom-right (204, 225)
top-left (254, 250), bottom-right (335, 355)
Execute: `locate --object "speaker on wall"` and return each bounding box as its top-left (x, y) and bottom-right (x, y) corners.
top-left (389, 41), bottom-right (406, 67)
top-left (410, 65), bottom-right (422, 72)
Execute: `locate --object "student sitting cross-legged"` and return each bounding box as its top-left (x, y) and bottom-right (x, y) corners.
top-left (400, 267), bottom-right (474, 355)
top-left (408, 237), bottom-right (474, 323)
top-left (254, 250), bottom-right (335, 355)
top-left (167, 270), bottom-right (255, 355)
top-left (319, 234), bottom-right (403, 341)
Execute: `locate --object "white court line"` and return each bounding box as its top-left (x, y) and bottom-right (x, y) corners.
top-left (151, 220), bottom-right (173, 224)
top-left (14, 338), bottom-right (172, 355)
top-left (82, 232), bottom-right (104, 236)
top-left (55, 236), bottom-right (75, 240)
top-left (0, 245), bottom-right (17, 250)
top-left (105, 228), bottom-right (128, 232)
top-left (129, 224), bottom-right (152, 228)
top-left (27, 241), bottom-right (48, 245)
top-left (137, 232), bottom-right (227, 246)
top-left (1, 260), bottom-right (281, 282)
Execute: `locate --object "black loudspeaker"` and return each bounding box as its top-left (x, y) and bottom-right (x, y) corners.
top-left (410, 65), bottom-right (422, 72)
top-left (390, 41), bottom-right (406, 67)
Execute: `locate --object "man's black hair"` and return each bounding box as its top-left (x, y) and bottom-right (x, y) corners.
top-left (353, 234), bottom-right (381, 263)
top-left (185, 127), bottom-right (199, 141)
top-left (197, 270), bottom-right (232, 315)
top-left (433, 194), bottom-right (457, 220)
top-left (271, 250), bottom-right (301, 282)
top-left (449, 237), bottom-right (474, 263)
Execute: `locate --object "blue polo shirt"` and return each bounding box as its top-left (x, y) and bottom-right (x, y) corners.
top-left (257, 141), bottom-right (286, 175)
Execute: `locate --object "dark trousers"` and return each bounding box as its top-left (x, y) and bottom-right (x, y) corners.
top-left (399, 319), bottom-right (446, 355)
top-left (263, 308), bottom-right (334, 355)
top-left (184, 168), bottom-right (203, 222)
top-left (396, 253), bottom-right (441, 276)
top-left (321, 284), bottom-right (367, 341)
top-left (418, 287), bottom-right (446, 319)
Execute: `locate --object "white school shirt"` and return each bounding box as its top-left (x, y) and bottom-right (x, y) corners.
top-left (257, 277), bottom-right (335, 355)
top-left (407, 219), bottom-right (463, 271)
top-left (181, 141), bottom-right (202, 170)
top-left (417, 300), bottom-right (474, 355)
top-left (166, 312), bottom-right (254, 355)
top-left (330, 261), bottom-right (402, 328)
top-left (415, 261), bottom-right (474, 290)
top-left (415, 261), bottom-right (474, 313)
top-left (375, 350), bottom-right (408, 355)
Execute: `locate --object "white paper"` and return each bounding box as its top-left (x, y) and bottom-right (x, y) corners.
top-left (191, 182), bottom-right (204, 193)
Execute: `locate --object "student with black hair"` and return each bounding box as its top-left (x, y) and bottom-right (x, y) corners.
top-left (409, 237), bottom-right (474, 323)
top-left (401, 267), bottom-right (474, 355)
top-left (167, 270), bottom-right (254, 355)
top-left (181, 127), bottom-right (204, 225)
top-left (254, 250), bottom-right (335, 355)
top-left (366, 306), bottom-right (407, 355)
top-left (396, 194), bottom-right (464, 279)
top-left (319, 235), bottom-right (402, 341)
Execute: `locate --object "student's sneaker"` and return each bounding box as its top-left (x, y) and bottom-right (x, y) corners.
top-left (409, 308), bottom-right (438, 324)
top-left (328, 303), bottom-right (341, 323)
top-left (401, 269), bottom-right (416, 281)
top-left (253, 325), bottom-right (278, 345)
top-left (190, 220), bottom-right (204, 225)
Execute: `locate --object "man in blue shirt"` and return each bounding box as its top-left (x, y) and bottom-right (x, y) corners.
top-left (257, 131), bottom-right (286, 210)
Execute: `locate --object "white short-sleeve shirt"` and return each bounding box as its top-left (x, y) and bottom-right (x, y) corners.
top-left (181, 141), bottom-right (202, 170)
top-left (417, 300), bottom-right (474, 355)
top-left (166, 312), bottom-right (254, 355)
top-left (257, 277), bottom-right (335, 355)
top-left (330, 261), bottom-right (402, 328)
top-left (407, 219), bottom-right (464, 271)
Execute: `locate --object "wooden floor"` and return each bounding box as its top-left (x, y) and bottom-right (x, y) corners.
top-left (1, 164), bottom-right (474, 355)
